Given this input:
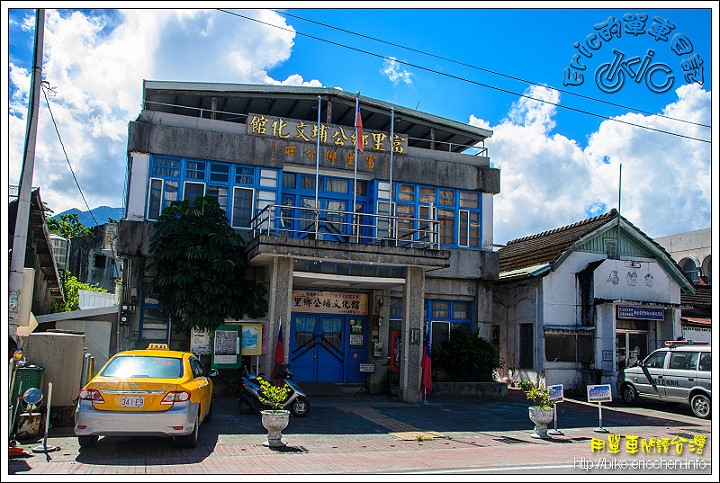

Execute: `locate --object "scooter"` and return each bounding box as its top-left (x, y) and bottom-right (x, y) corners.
top-left (237, 364), bottom-right (310, 417)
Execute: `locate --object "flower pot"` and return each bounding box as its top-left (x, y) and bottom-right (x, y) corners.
top-left (261, 409), bottom-right (290, 448)
top-left (528, 406), bottom-right (554, 439)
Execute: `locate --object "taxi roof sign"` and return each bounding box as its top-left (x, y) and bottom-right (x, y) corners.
top-left (147, 343), bottom-right (169, 350)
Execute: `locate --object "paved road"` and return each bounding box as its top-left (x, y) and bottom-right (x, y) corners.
top-left (7, 388), bottom-right (713, 478)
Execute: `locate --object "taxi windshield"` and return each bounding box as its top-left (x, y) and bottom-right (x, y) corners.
top-left (101, 355), bottom-right (183, 379)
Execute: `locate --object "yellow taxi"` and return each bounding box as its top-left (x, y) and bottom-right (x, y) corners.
top-left (74, 344), bottom-right (218, 448)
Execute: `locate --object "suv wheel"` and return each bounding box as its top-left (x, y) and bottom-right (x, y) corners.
top-left (691, 393), bottom-right (711, 419)
top-left (621, 384), bottom-right (638, 405)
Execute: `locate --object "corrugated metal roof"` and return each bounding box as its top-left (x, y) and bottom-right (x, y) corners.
top-left (498, 210), bottom-right (619, 274)
top-left (496, 208), bottom-right (694, 295)
top-left (141, 80), bottom-right (492, 154)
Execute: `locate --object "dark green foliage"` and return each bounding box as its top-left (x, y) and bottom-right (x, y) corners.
top-left (53, 273), bottom-right (107, 312)
top-left (431, 329), bottom-right (500, 382)
top-left (46, 213), bottom-right (93, 238)
top-left (146, 196), bottom-right (268, 333)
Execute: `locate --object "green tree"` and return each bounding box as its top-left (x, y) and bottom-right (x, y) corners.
top-left (431, 328), bottom-right (500, 382)
top-left (53, 273), bottom-right (107, 312)
top-left (146, 195), bottom-right (268, 333)
top-left (46, 212), bottom-right (93, 238)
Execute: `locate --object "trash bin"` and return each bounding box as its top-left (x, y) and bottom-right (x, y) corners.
top-left (11, 366), bottom-right (45, 408)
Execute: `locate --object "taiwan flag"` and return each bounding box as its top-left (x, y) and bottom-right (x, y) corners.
top-left (420, 326), bottom-right (432, 395)
top-left (355, 96), bottom-right (364, 153)
top-left (274, 324), bottom-right (284, 380)
top-left (275, 324), bottom-right (284, 365)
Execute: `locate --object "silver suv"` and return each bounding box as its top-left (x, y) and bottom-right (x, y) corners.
top-left (617, 341), bottom-right (711, 419)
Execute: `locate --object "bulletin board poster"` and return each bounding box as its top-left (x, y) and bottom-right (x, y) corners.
top-left (190, 328), bottom-right (211, 355)
top-left (212, 325), bottom-right (241, 369)
top-left (240, 323), bottom-right (263, 356)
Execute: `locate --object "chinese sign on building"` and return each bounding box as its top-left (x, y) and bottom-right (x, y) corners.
top-left (292, 290), bottom-right (368, 315)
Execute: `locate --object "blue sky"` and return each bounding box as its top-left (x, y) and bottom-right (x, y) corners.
top-left (3, 5), bottom-right (716, 246)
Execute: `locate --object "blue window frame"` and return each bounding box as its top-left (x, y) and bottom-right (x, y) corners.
top-left (145, 155), bottom-right (482, 248)
top-left (426, 299), bottom-right (472, 347)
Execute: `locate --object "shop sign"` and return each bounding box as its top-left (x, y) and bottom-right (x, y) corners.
top-left (292, 290), bottom-right (368, 315)
top-left (617, 305), bottom-right (663, 320)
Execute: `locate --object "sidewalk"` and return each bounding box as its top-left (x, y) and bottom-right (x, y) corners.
top-left (7, 388), bottom-right (714, 477)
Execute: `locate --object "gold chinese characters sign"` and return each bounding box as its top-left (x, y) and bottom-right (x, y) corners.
top-left (292, 290), bottom-right (368, 315)
top-left (247, 113), bottom-right (408, 155)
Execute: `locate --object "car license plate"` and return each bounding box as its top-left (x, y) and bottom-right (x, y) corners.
top-left (121, 396), bottom-right (144, 408)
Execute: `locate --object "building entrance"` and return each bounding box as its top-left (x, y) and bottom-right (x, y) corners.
top-left (290, 313), bottom-right (367, 383)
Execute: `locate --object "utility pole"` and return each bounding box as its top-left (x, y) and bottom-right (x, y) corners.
top-left (9, 9), bottom-right (45, 341)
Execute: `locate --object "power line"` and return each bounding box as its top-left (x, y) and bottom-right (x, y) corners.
top-left (41, 82), bottom-right (100, 227)
top-left (218, 9), bottom-right (710, 144)
top-left (278, 9), bottom-right (710, 131)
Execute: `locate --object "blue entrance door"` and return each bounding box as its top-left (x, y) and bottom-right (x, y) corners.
top-left (290, 314), bottom-right (367, 383)
top-left (290, 315), bottom-right (344, 382)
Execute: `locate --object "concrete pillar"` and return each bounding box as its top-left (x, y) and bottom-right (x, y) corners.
top-left (399, 266), bottom-right (425, 403)
top-left (263, 256), bottom-right (293, 376)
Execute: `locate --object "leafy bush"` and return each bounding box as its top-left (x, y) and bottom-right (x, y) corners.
top-left (519, 379), bottom-right (534, 391)
top-left (526, 384), bottom-right (555, 410)
top-left (431, 329), bottom-right (500, 382)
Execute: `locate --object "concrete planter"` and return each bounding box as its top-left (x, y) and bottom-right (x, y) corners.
top-left (528, 406), bottom-right (554, 439)
top-left (261, 409), bottom-right (290, 448)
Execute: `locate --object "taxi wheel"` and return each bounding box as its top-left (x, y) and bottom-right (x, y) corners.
top-left (176, 413), bottom-right (199, 449)
top-left (78, 435), bottom-right (99, 448)
top-left (691, 394), bottom-right (711, 419)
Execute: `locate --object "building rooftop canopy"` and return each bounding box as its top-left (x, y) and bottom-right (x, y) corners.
top-left (141, 80), bottom-right (493, 154)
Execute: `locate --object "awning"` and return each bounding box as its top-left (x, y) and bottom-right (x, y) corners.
top-left (681, 317), bottom-right (711, 328)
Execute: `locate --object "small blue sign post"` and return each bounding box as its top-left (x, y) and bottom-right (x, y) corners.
top-left (547, 384), bottom-right (564, 435)
top-left (587, 384), bottom-right (612, 433)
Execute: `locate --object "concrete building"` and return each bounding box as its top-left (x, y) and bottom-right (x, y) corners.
top-left (117, 81), bottom-right (500, 403)
top-left (492, 209), bottom-right (694, 396)
top-left (655, 227), bottom-right (712, 343)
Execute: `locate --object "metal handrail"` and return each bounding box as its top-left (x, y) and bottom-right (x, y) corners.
top-left (249, 204), bottom-right (440, 250)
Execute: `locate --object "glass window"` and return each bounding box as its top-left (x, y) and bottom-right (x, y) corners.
top-left (147, 178), bottom-right (163, 220)
top-left (183, 182), bottom-right (205, 204)
top-left (643, 351), bottom-right (667, 369)
top-left (681, 259), bottom-right (700, 284)
top-left (235, 166), bottom-right (254, 185)
top-left (698, 352), bottom-right (711, 371)
top-left (301, 175), bottom-right (316, 190)
top-left (209, 163), bottom-right (229, 183)
top-left (431, 301), bottom-right (449, 319)
top-left (453, 302), bottom-right (470, 319)
top-left (398, 184), bottom-right (415, 202)
top-left (232, 187), bottom-right (254, 228)
top-left (326, 178), bottom-right (348, 193)
top-left (185, 160), bottom-right (206, 180)
top-left (151, 156), bottom-right (180, 177)
top-left (207, 185), bottom-right (228, 212)
top-left (282, 172), bottom-right (296, 189)
top-left (545, 333), bottom-right (593, 363)
top-left (438, 208), bottom-right (455, 246)
top-left (460, 191), bottom-right (479, 208)
top-left (419, 186), bottom-right (434, 204)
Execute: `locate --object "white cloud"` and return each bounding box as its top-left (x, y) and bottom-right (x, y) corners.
top-left (7, 8), bottom-right (313, 214)
top-left (475, 83), bottom-right (711, 245)
top-left (381, 57), bottom-right (413, 86)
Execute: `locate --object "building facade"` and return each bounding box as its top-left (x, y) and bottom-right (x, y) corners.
top-left (117, 81), bottom-right (500, 403)
top-left (492, 210), bottom-right (694, 396)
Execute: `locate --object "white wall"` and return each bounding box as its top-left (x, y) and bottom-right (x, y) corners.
top-left (593, 259), bottom-right (680, 304)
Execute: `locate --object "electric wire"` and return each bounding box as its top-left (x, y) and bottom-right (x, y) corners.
top-left (41, 82), bottom-right (100, 227)
top-left (277, 9), bottom-right (710, 131)
top-left (218, 9), bottom-right (710, 144)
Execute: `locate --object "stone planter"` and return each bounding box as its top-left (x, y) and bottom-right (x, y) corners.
top-left (261, 409), bottom-right (290, 448)
top-left (528, 406), bottom-right (554, 439)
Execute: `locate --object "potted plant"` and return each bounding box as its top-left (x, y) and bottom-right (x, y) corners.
top-left (257, 376), bottom-right (291, 448)
top-left (525, 384), bottom-right (555, 439)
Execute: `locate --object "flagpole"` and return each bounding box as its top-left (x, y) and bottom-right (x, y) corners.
top-left (389, 107), bottom-right (395, 240)
top-left (353, 92), bottom-right (360, 242)
top-left (314, 96), bottom-right (321, 236)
